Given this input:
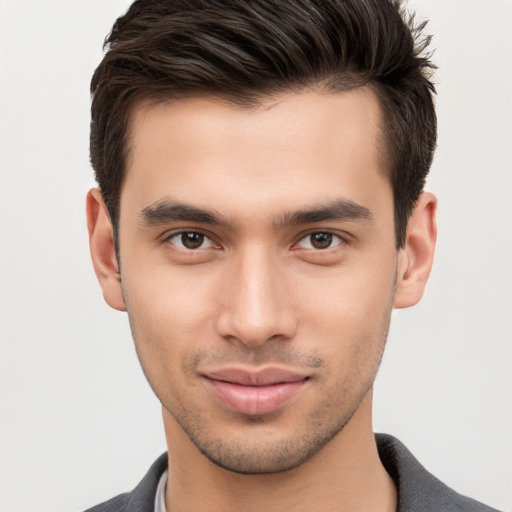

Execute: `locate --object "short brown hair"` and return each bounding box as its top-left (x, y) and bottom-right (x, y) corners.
top-left (90, 0), bottom-right (436, 250)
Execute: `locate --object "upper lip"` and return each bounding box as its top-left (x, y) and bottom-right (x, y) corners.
top-left (203, 367), bottom-right (309, 386)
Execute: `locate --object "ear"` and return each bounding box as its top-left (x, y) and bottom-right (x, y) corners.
top-left (394, 192), bottom-right (437, 309)
top-left (86, 188), bottom-right (126, 311)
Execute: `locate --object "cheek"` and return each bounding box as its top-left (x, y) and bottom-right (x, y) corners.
top-left (124, 258), bottom-right (218, 316)
top-left (120, 264), bottom-right (220, 360)
top-left (293, 255), bottom-right (396, 367)
top-left (297, 258), bottom-right (396, 328)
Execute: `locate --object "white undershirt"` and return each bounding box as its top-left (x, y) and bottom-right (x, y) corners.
top-left (154, 469), bottom-right (168, 512)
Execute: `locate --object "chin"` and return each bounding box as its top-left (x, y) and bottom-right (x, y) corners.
top-left (172, 405), bottom-right (353, 475)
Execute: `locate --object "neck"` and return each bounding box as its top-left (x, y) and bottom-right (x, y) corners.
top-left (163, 392), bottom-right (396, 512)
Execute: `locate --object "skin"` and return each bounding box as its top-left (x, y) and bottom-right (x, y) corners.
top-left (87, 87), bottom-right (437, 512)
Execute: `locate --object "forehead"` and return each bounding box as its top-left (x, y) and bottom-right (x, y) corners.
top-left (121, 88), bottom-right (390, 222)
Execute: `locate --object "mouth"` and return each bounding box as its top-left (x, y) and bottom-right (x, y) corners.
top-left (202, 367), bottom-right (310, 416)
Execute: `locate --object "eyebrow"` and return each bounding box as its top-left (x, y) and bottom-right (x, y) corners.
top-left (273, 199), bottom-right (373, 229)
top-left (139, 197), bottom-right (373, 229)
top-left (139, 199), bottom-right (231, 227)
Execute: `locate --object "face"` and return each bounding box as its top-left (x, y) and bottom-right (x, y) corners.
top-left (113, 89), bottom-right (402, 473)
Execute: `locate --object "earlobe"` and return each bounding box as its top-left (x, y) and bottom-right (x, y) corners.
top-left (394, 192), bottom-right (437, 309)
top-left (86, 188), bottom-right (126, 311)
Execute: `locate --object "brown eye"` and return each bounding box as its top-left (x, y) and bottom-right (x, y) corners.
top-left (181, 232), bottom-right (204, 249)
top-left (296, 232), bottom-right (342, 250)
top-left (310, 232), bottom-right (333, 249)
top-left (167, 231), bottom-right (215, 250)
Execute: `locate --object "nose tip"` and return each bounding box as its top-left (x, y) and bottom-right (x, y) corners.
top-left (220, 323), bottom-right (285, 348)
top-left (216, 290), bottom-right (297, 347)
top-left (215, 254), bottom-right (297, 347)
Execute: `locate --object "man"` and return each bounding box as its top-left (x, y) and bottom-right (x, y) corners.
top-left (84, 0), bottom-right (500, 511)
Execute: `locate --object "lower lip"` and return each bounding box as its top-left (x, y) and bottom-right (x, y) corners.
top-left (205, 378), bottom-right (307, 415)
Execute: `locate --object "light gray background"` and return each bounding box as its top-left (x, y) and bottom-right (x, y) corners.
top-left (0, 0), bottom-right (510, 510)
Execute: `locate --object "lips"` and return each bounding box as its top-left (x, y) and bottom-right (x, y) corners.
top-left (203, 367), bottom-right (309, 416)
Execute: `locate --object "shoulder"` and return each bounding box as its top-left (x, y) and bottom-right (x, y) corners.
top-left (83, 453), bottom-right (168, 512)
top-left (84, 493), bottom-right (130, 512)
top-left (376, 434), bottom-right (502, 512)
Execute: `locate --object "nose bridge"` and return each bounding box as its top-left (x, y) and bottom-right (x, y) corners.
top-left (216, 244), bottom-right (296, 346)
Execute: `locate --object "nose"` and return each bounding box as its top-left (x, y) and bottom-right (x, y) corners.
top-left (215, 247), bottom-right (298, 347)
